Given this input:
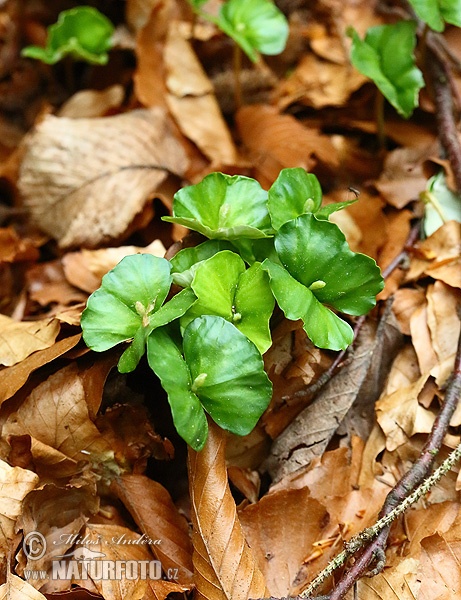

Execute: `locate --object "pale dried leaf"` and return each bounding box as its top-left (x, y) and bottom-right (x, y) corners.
top-left (19, 109), bottom-right (188, 248)
top-left (409, 304), bottom-right (438, 375)
top-left (0, 573), bottom-right (47, 600)
top-left (0, 315), bottom-right (60, 367)
top-left (0, 460), bottom-right (38, 558)
top-left (356, 557), bottom-right (421, 599)
top-left (58, 85), bottom-right (124, 118)
top-left (112, 474), bottom-right (194, 583)
top-left (419, 527), bottom-right (461, 600)
top-left (144, 579), bottom-right (192, 600)
top-left (188, 420), bottom-right (267, 600)
top-left (62, 240), bottom-right (166, 293)
top-left (164, 24), bottom-right (237, 165)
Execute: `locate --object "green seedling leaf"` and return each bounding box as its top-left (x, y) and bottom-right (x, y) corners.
top-left (262, 260), bottom-right (353, 350)
top-left (170, 240), bottom-right (235, 287)
top-left (81, 254), bottom-right (196, 373)
top-left (163, 172), bottom-right (273, 240)
top-left (217, 0), bottom-right (289, 62)
top-left (275, 214), bottom-right (384, 315)
top-left (184, 316), bottom-right (272, 435)
top-left (148, 327), bottom-right (208, 451)
top-left (407, 0), bottom-right (461, 32)
top-left (181, 251), bottom-right (274, 353)
top-left (148, 316), bottom-right (272, 448)
top-left (315, 199), bottom-right (358, 220)
top-left (421, 171), bottom-right (461, 237)
top-left (188, 0), bottom-right (209, 9)
top-left (22, 6), bottom-right (114, 65)
top-left (348, 21), bottom-right (424, 118)
top-left (268, 168), bottom-right (323, 230)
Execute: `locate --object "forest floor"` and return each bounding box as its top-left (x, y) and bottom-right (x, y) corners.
top-left (0, 1), bottom-right (460, 599)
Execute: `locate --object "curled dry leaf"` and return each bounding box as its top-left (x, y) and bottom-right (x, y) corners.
top-left (3, 363), bottom-right (114, 478)
top-left (188, 420), bottom-right (267, 600)
top-left (112, 474), bottom-right (194, 583)
top-left (19, 108), bottom-right (188, 248)
top-left (0, 314), bottom-right (60, 367)
top-left (57, 85), bottom-right (125, 119)
top-left (0, 460), bottom-right (38, 560)
top-left (164, 23), bottom-right (238, 166)
top-left (0, 334), bottom-right (81, 405)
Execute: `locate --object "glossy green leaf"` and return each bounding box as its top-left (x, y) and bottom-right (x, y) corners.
top-left (118, 288), bottom-right (197, 373)
top-left (422, 171), bottom-right (461, 237)
top-left (275, 214), bottom-right (384, 315)
top-left (218, 0), bottom-right (289, 62)
top-left (348, 22), bottom-right (424, 118)
top-left (82, 254), bottom-right (196, 373)
top-left (315, 199), bottom-right (358, 220)
top-left (181, 251), bottom-right (274, 353)
top-left (170, 240), bottom-right (235, 287)
top-left (163, 172), bottom-right (272, 240)
top-left (188, 0), bottom-right (209, 9)
top-left (267, 168), bottom-right (323, 230)
top-left (147, 327), bottom-right (208, 451)
top-left (262, 261), bottom-right (353, 350)
top-left (22, 6), bottom-right (114, 65)
top-left (407, 0), bottom-right (461, 32)
top-left (184, 316), bottom-right (272, 435)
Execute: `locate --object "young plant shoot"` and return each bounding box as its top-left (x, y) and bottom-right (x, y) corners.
top-left (81, 168), bottom-right (384, 451)
top-left (22, 6), bottom-right (115, 65)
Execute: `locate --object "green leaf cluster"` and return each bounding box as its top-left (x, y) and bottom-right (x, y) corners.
top-left (408, 0), bottom-right (461, 32)
top-left (21, 6), bottom-right (114, 65)
top-left (348, 21), bottom-right (424, 118)
top-left (188, 0), bottom-right (289, 62)
top-left (81, 168), bottom-right (384, 451)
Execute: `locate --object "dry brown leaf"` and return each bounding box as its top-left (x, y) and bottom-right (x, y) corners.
top-left (377, 209), bottom-right (413, 300)
top-left (112, 474), bottom-right (194, 583)
top-left (62, 240), bottom-right (166, 294)
top-left (17, 484), bottom-right (100, 589)
top-left (188, 420), bottom-right (267, 600)
top-left (418, 525), bottom-right (461, 600)
top-left (164, 23), bottom-right (237, 166)
top-left (376, 375), bottom-right (435, 451)
top-left (392, 289), bottom-right (427, 335)
top-left (236, 105), bottom-right (338, 186)
top-left (26, 261), bottom-right (88, 307)
top-left (355, 557), bottom-right (421, 599)
top-left (0, 334), bottom-right (81, 405)
top-left (406, 220), bottom-right (461, 288)
top-left (0, 315), bottom-right (60, 367)
top-left (57, 86), bottom-right (124, 119)
top-left (239, 488), bottom-right (330, 597)
top-left (3, 363), bottom-right (114, 478)
top-left (0, 460), bottom-right (38, 559)
top-left (19, 109), bottom-right (188, 248)
top-left (266, 312), bottom-right (403, 482)
top-left (143, 579), bottom-right (192, 600)
top-left (276, 53), bottom-right (367, 110)
top-left (0, 227), bottom-right (39, 263)
top-left (0, 573), bottom-right (47, 600)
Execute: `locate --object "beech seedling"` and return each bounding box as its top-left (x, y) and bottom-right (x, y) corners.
top-left (22, 6), bottom-right (115, 65)
top-left (81, 168), bottom-right (384, 450)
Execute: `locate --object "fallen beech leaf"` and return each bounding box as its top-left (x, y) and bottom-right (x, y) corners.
top-left (419, 526), bottom-right (461, 600)
top-left (0, 314), bottom-right (60, 367)
top-left (112, 474), bottom-right (194, 583)
top-left (18, 484), bottom-right (100, 587)
top-left (239, 488), bottom-right (330, 597)
top-left (57, 85), bottom-right (124, 118)
top-left (0, 460), bottom-right (38, 559)
top-left (188, 420), bottom-right (267, 600)
top-left (236, 105), bottom-right (338, 186)
top-left (266, 310), bottom-right (403, 482)
top-left (392, 288), bottom-right (426, 335)
top-left (3, 363), bottom-right (114, 477)
top-left (144, 579), bottom-right (192, 600)
top-left (164, 23), bottom-right (238, 165)
top-left (62, 240), bottom-right (166, 293)
top-left (0, 227), bottom-right (39, 263)
top-left (356, 557), bottom-right (421, 599)
top-left (0, 334), bottom-right (81, 405)
top-left (19, 109), bottom-right (188, 248)
top-left (0, 573), bottom-right (46, 600)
